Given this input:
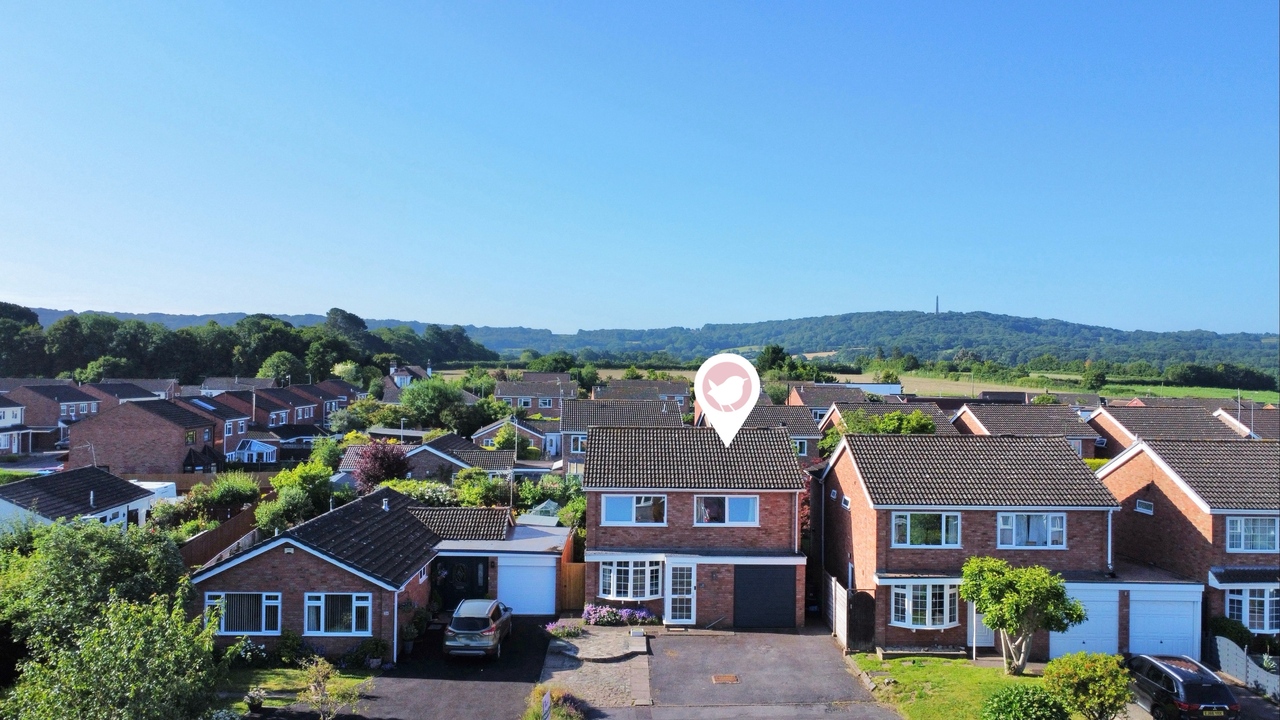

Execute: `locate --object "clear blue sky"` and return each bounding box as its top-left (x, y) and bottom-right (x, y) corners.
top-left (1, 2), bottom-right (1276, 335)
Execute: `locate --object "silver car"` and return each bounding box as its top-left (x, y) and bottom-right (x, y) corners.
top-left (443, 599), bottom-right (513, 659)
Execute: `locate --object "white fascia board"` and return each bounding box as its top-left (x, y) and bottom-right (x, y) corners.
top-left (584, 550), bottom-right (804, 565)
top-left (874, 574), bottom-right (962, 585)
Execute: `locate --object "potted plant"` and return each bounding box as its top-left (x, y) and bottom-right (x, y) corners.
top-left (244, 686), bottom-right (267, 712)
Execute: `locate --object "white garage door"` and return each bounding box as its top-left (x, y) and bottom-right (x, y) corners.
top-left (496, 556), bottom-right (557, 615)
top-left (1051, 588), bottom-right (1118, 658)
top-left (1130, 597), bottom-right (1198, 657)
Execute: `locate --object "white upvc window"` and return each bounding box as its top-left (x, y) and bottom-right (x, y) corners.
top-left (79, 403), bottom-right (87, 413)
top-left (694, 495), bottom-right (759, 526)
top-left (304, 593), bottom-right (372, 636)
top-left (518, 398), bottom-right (532, 408)
top-left (1227, 588), bottom-right (1280, 633)
top-left (224, 421), bottom-right (233, 436)
top-left (539, 398), bottom-right (553, 408)
top-left (892, 512), bottom-right (961, 548)
top-left (570, 435), bottom-right (586, 453)
top-left (1135, 500), bottom-right (1154, 515)
top-left (997, 513), bottom-right (1066, 549)
top-left (60, 404), bottom-right (68, 416)
top-left (238, 420), bottom-right (247, 433)
top-left (793, 439), bottom-right (808, 455)
top-left (601, 495), bottom-right (666, 526)
top-left (481, 438), bottom-right (495, 448)
top-left (204, 592), bottom-right (281, 635)
top-left (1226, 517), bottom-right (1279, 553)
top-left (0, 435), bottom-right (8, 450)
top-left (890, 583), bottom-right (960, 629)
top-left (599, 560), bottom-right (663, 600)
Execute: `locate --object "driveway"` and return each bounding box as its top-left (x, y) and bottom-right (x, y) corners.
top-left (643, 627), bottom-right (900, 719)
top-left (262, 617), bottom-right (552, 720)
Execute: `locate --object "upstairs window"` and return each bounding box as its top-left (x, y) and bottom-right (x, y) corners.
top-left (793, 439), bottom-right (808, 455)
top-left (1227, 517), bottom-right (1279, 553)
top-left (203, 428), bottom-right (211, 442)
top-left (224, 421), bottom-right (233, 436)
top-left (238, 420), bottom-right (247, 433)
top-left (518, 398), bottom-right (532, 408)
top-left (602, 495), bottom-right (666, 526)
top-left (185, 431), bottom-right (196, 446)
top-left (570, 435), bottom-right (586, 453)
top-left (997, 513), bottom-right (1066, 549)
top-left (539, 398), bottom-right (553, 408)
top-left (892, 513), bottom-right (961, 548)
top-left (694, 496), bottom-right (759, 526)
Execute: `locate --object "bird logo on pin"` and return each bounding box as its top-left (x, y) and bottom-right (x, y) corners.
top-left (695, 353), bottom-right (760, 446)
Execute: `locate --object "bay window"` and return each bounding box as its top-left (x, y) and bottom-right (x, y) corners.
top-left (890, 583), bottom-right (959, 629)
top-left (694, 496), bottom-right (759, 526)
top-left (997, 513), bottom-right (1065, 549)
top-left (1226, 517), bottom-right (1279, 553)
top-left (891, 513), bottom-right (961, 548)
top-left (205, 592), bottom-right (281, 635)
top-left (599, 560), bottom-right (663, 600)
top-left (601, 495), bottom-right (666, 526)
top-left (1226, 588), bottom-right (1280, 633)
top-left (304, 593), bottom-right (372, 635)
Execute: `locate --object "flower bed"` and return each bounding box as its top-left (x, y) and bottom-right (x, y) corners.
top-left (582, 604), bottom-right (661, 626)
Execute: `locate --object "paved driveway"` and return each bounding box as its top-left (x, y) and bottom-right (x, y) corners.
top-left (644, 628), bottom-right (900, 719)
top-left (263, 617), bottom-right (551, 720)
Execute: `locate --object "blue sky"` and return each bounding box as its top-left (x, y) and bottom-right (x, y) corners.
top-left (1, 2), bottom-right (1276, 335)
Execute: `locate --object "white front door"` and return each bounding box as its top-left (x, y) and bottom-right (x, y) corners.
top-left (971, 613), bottom-right (996, 647)
top-left (666, 564), bottom-right (696, 625)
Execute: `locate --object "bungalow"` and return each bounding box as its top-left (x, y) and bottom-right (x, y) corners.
top-left (584, 426), bottom-right (808, 629)
top-left (338, 433), bottom-right (516, 484)
top-left (0, 465), bottom-right (154, 526)
top-left (0, 395), bottom-right (34, 455)
top-left (1214, 407), bottom-right (1279, 441)
top-left (1098, 439), bottom-right (1279, 635)
top-left (559, 399), bottom-right (684, 475)
top-left (819, 434), bottom-right (1203, 659)
top-left (69, 400), bottom-right (221, 475)
top-left (787, 385), bottom-right (866, 423)
top-left (952, 403), bottom-right (1102, 458)
top-left (1088, 406), bottom-right (1242, 458)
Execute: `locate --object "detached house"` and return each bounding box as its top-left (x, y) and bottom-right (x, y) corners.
top-left (584, 427), bottom-right (808, 629)
top-left (559, 399), bottom-right (684, 475)
top-left (953, 403), bottom-right (1103, 458)
top-left (1088, 406), bottom-right (1242, 458)
top-left (1098, 439), bottom-right (1279, 636)
top-left (820, 435), bottom-right (1203, 659)
top-left (471, 416), bottom-right (560, 456)
top-left (69, 400), bottom-right (221, 474)
top-left (787, 385), bottom-right (866, 423)
top-left (733, 405), bottom-right (822, 461)
top-left (0, 466), bottom-right (154, 526)
top-left (6, 384), bottom-right (101, 448)
top-left (0, 395), bottom-right (34, 456)
top-left (383, 363), bottom-right (430, 404)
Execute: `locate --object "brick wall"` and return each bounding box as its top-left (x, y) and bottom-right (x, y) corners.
top-left (1088, 412), bottom-right (1133, 458)
top-left (192, 543), bottom-right (411, 658)
top-left (6, 386), bottom-right (97, 428)
top-left (472, 424), bottom-right (546, 453)
top-left (582, 561), bottom-right (805, 628)
top-left (69, 402), bottom-right (213, 474)
top-left (586, 490), bottom-right (799, 552)
top-left (952, 411), bottom-right (984, 435)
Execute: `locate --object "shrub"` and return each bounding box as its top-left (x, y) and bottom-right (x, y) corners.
top-left (342, 637), bottom-right (390, 667)
top-left (255, 486), bottom-right (311, 534)
top-left (454, 469), bottom-right (509, 507)
top-left (521, 685), bottom-right (587, 720)
top-left (545, 620), bottom-right (584, 639)
top-left (1043, 652), bottom-right (1131, 720)
top-left (980, 684), bottom-right (1069, 720)
top-left (1083, 458), bottom-right (1108, 472)
top-left (1031, 394), bottom-right (1059, 405)
top-left (207, 471), bottom-right (260, 508)
top-left (582, 604), bottom-right (622, 626)
top-left (618, 607), bottom-right (661, 625)
top-left (558, 494), bottom-right (586, 529)
top-left (147, 501), bottom-right (184, 529)
top-left (274, 629), bottom-right (313, 666)
top-left (1209, 615), bottom-right (1253, 649)
top-left (379, 480), bottom-right (459, 507)
top-left (170, 517), bottom-right (219, 544)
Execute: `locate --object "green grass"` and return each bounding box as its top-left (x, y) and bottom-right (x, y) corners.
top-left (852, 654), bottom-right (1044, 720)
top-left (0, 469), bottom-right (35, 485)
top-left (214, 666), bottom-right (378, 713)
top-left (1099, 383), bottom-right (1278, 403)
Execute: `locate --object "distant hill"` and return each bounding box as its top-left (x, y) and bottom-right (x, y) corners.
top-left (30, 307), bottom-right (1279, 372)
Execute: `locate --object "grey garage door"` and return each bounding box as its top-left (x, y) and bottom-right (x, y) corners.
top-left (733, 565), bottom-right (796, 628)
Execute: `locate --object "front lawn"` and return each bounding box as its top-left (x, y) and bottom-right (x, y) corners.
top-left (214, 666), bottom-right (379, 714)
top-left (852, 654), bottom-right (1043, 720)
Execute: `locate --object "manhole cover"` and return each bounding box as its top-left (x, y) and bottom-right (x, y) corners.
top-left (712, 675), bottom-right (739, 684)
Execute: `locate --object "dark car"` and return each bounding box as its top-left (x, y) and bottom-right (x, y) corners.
top-left (1127, 654), bottom-right (1240, 719)
top-left (443, 599), bottom-right (513, 659)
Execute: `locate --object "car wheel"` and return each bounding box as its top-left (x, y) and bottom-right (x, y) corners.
top-left (1151, 708), bottom-right (1167, 720)
top-left (494, 641), bottom-right (503, 660)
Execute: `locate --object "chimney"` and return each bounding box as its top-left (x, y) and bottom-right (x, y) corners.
top-left (382, 498), bottom-right (390, 511)
top-left (89, 490), bottom-right (95, 509)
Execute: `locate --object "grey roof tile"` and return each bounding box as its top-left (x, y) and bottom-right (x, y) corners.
top-left (1140, 439), bottom-right (1279, 511)
top-left (790, 385), bottom-right (866, 407)
top-left (561, 399), bottom-right (684, 434)
top-left (1100, 406), bottom-right (1244, 441)
top-left (584, 426), bottom-right (808, 490)
top-left (743, 405), bottom-right (822, 437)
top-left (961, 404), bottom-right (1100, 438)
top-left (408, 506), bottom-right (512, 541)
top-left (0, 466), bottom-right (152, 519)
top-left (831, 402), bottom-right (960, 435)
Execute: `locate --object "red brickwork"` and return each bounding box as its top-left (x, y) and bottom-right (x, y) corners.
top-left (6, 386), bottom-right (99, 428)
top-left (69, 402), bottom-right (214, 474)
top-left (582, 561), bottom-right (805, 628)
top-left (586, 490), bottom-right (799, 552)
top-left (1088, 411), bottom-right (1134, 458)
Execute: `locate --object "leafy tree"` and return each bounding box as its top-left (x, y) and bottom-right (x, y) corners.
top-left (454, 468), bottom-right (510, 507)
top-left (622, 366), bottom-right (643, 380)
top-left (354, 440), bottom-right (409, 493)
top-left (526, 350), bottom-right (575, 373)
top-left (1031, 394), bottom-right (1059, 405)
top-left (0, 302), bottom-right (38, 327)
top-left (460, 365), bottom-right (497, 397)
top-left (872, 369), bottom-right (900, 384)
top-left (764, 381), bottom-right (791, 405)
top-left (755, 344), bottom-right (789, 373)
top-left (0, 521), bottom-right (184, 650)
top-left (257, 350), bottom-right (304, 383)
top-left (569, 363), bottom-right (599, 392)
top-left (493, 424), bottom-right (540, 460)
top-left (2, 584), bottom-right (228, 720)
top-left (369, 402), bottom-right (417, 430)
top-left (255, 486), bottom-right (312, 534)
top-left (1081, 367), bottom-right (1107, 391)
top-left (323, 307), bottom-right (369, 342)
top-left (0, 320), bottom-right (47, 377)
top-left (304, 336), bottom-right (354, 382)
top-left (309, 438), bottom-right (344, 471)
top-left (1042, 652), bottom-right (1132, 720)
top-left (326, 408), bottom-right (362, 433)
top-left (72, 355), bottom-right (135, 383)
top-left (398, 377), bottom-right (464, 428)
top-left (818, 409), bottom-right (936, 456)
top-left (232, 315), bottom-right (304, 376)
top-left (959, 557), bottom-right (1086, 674)
top-left (445, 396), bottom-right (510, 438)
top-left (295, 656), bottom-right (371, 720)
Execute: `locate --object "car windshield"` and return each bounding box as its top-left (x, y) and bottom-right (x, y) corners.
top-left (450, 617), bottom-right (490, 632)
top-left (1182, 683), bottom-right (1234, 705)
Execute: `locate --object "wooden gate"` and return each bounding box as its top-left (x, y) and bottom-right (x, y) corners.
top-left (558, 562), bottom-right (586, 612)
top-left (824, 572), bottom-right (849, 653)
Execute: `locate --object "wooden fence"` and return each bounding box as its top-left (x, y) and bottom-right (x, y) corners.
top-left (559, 562), bottom-right (586, 613)
top-left (179, 504), bottom-right (262, 568)
top-left (125, 472), bottom-right (278, 495)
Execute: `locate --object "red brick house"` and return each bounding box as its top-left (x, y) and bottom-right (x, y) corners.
top-left (1087, 406), bottom-right (1241, 458)
top-left (590, 380), bottom-right (690, 406)
top-left (287, 384), bottom-right (347, 428)
top-left (819, 434), bottom-right (1203, 659)
top-left (1097, 439), bottom-right (1279, 634)
top-left (559, 399), bottom-right (684, 475)
top-left (98, 378), bottom-right (180, 400)
top-left (6, 384), bottom-right (102, 447)
top-left (496, 381), bottom-right (578, 414)
top-left (952, 403), bottom-right (1102, 458)
top-left (69, 400), bottom-right (221, 474)
top-left (787, 385), bottom-right (866, 423)
top-left (175, 395), bottom-right (253, 459)
top-left (189, 488), bottom-right (567, 661)
top-left (700, 404), bottom-right (823, 462)
top-left (0, 465), bottom-right (154, 526)
top-left (337, 433), bottom-right (516, 485)
top-left (382, 363), bottom-right (430, 404)
top-left (584, 426), bottom-right (808, 629)
top-left (471, 417), bottom-right (559, 456)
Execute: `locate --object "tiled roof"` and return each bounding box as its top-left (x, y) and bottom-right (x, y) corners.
top-left (1219, 408), bottom-right (1278, 440)
top-left (743, 405), bottom-right (821, 437)
top-left (790, 385), bottom-right (866, 407)
top-left (131, 400), bottom-right (214, 429)
top-left (407, 506), bottom-right (512, 541)
top-left (338, 444), bottom-right (367, 473)
top-left (521, 372), bottom-right (573, 383)
top-left (425, 434), bottom-right (515, 472)
top-left (1099, 406), bottom-right (1243, 441)
top-left (961, 404), bottom-right (1100, 438)
top-left (592, 380), bottom-right (690, 400)
top-left (84, 382), bottom-right (158, 401)
top-left (471, 417), bottom-right (546, 438)
top-left (14, 384), bottom-right (97, 403)
top-left (1140, 439), bottom-right (1279, 511)
top-left (316, 379), bottom-right (364, 399)
top-left (222, 389), bottom-right (289, 414)
top-left (282, 487), bottom-right (441, 587)
top-left (99, 378), bottom-right (177, 394)
top-left (288, 384), bottom-right (340, 402)
top-left (270, 424), bottom-right (329, 440)
top-left (201, 377), bottom-right (276, 392)
top-left (831, 402), bottom-right (960, 435)
top-left (1210, 566), bottom-right (1280, 585)
top-left (1106, 396), bottom-right (1267, 412)
top-left (0, 395), bottom-right (20, 409)
top-left (583, 426), bottom-right (808, 490)
top-left (524, 419), bottom-right (560, 435)
top-left (561, 399), bottom-right (684, 434)
top-left (842, 435), bottom-right (1117, 507)
top-left (0, 466), bottom-right (153, 519)
top-left (256, 387), bottom-right (317, 408)
top-left (0, 378), bottom-right (74, 394)
top-left (176, 396), bottom-right (251, 421)
top-left (495, 381), bottom-right (577, 399)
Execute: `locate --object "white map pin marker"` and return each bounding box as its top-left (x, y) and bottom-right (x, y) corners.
top-left (695, 353), bottom-right (761, 447)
